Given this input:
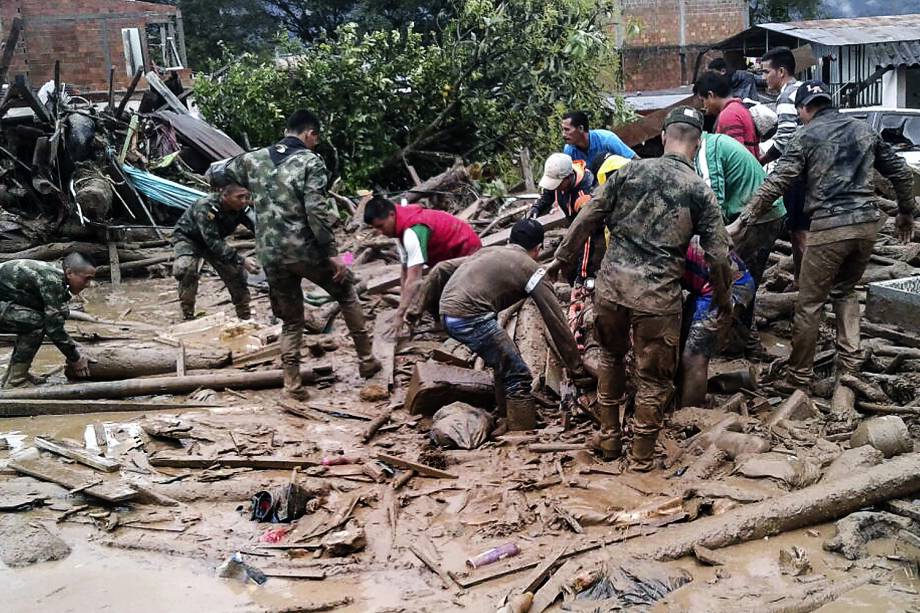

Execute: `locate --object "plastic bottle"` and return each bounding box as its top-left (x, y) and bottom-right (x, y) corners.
top-left (466, 543), bottom-right (520, 569)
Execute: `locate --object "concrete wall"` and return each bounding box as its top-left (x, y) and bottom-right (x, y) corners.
top-left (0, 0), bottom-right (186, 94)
top-left (620, 0), bottom-right (748, 91)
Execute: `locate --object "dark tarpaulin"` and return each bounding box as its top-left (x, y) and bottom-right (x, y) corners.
top-left (152, 111), bottom-right (244, 163)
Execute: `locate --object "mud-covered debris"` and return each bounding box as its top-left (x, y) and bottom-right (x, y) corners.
top-left (735, 452), bottom-right (822, 489)
top-left (568, 558), bottom-right (692, 607)
top-left (418, 446), bottom-right (449, 470)
top-left (850, 416), bottom-right (913, 458)
top-left (0, 515), bottom-right (70, 567)
top-left (779, 545), bottom-right (812, 576)
top-left (429, 401), bottom-right (494, 450)
top-left (820, 446), bottom-right (884, 483)
top-left (824, 511), bottom-right (919, 560)
top-left (693, 544), bottom-right (727, 566)
top-left (322, 522), bottom-right (366, 556)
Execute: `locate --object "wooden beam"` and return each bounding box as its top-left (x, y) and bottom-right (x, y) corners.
top-left (0, 17), bottom-right (23, 87)
top-left (33, 437), bottom-right (120, 472)
top-left (9, 458), bottom-right (136, 503)
top-left (144, 70), bottom-right (189, 114)
top-left (148, 454), bottom-right (320, 470)
top-left (107, 241), bottom-right (122, 285)
top-left (518, 545), bottom-right (568, 595)
top-left (520, 147), bottom-right (536, 192)
top-left (375, 453), bottom-right (458, 479)
top-left (115, 67), bottom-right (144, 120)
top-left (409, 543), bottom-right (456, 589)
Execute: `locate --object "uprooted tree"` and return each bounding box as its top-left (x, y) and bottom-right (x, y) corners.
top-left (193, 0), bottom-right (634, 191)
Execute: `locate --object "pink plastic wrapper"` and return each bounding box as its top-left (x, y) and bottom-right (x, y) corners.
top-left (260, 526), bottom-right (290, 543)
top-left (321, 456), bottom-right (355, 466)
top-left (465, 543), bottom-right (520, 568)
top-left (341, 252), bottom-right (354, 267)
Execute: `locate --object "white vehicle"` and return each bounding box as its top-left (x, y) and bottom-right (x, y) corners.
top-left (841, 107), bottom-right (920, 168)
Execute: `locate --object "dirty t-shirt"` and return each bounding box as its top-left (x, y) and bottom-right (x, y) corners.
top-left (432, 245), bottom-right (581, 371)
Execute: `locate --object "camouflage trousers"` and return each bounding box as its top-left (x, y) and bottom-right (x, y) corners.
top-left (0, 301), bottom-right (50, 367)
top-left (594, 301), bottom-right (680, 440)
top-left (265, 260), bottom-right (372, 370)
top-left (173, 250), bottom-right (250, 319)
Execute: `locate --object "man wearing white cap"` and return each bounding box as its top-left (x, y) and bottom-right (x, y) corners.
top-left (529, 153), bottom-right (602, 282)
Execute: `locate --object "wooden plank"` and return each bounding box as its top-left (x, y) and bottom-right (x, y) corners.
top-left (115, 67), bottom-right (144, 119)
top-left (107, 241), bottom-right (122, 285)
top-left (260, 568), bottom-right (326, 580)
top-left (520, 147), bottom-right (536, 192)
top-left (530, 560), bottom-right (576, 613)
top-left (375, 453), bottom-right (458, 480)
top-left (369, 311), bottom-right (396, 393)
top-left (148, 454), bottom-right (319, 470)
top-left (518, 545), bottom-right (569, 595)
top-left (0, 399), bottom-right (223, 418)
top-left (144, 71), bottom-right (189, 114)
top-left (409, 543), bottom-right (455, 589)
top-left (176, 341), bottom-right (186, 377)
top-left (9, 458), bottom-right (136, 503)
top-left (34, 437), bottom-right (120, 472)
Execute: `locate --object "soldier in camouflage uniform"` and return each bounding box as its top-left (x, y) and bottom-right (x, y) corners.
top-left (225, 110), bottom-right (381, 399)
top-left (0, 254), bottom-right (95, 387)
top-left (552, 107), bottom-right (732, 471)
top-left (729, 82), bottom-right (915, 390)
top-left (172, 183), bottom-right (259, 320)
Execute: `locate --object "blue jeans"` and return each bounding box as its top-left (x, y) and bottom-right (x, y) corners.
top-left (443, 313), bottom-right (532, 398)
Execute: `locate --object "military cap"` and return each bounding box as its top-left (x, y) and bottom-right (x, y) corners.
top-left (795, 80), bottom-right (833, 107)
top-left (662, 106), bottom-right (704, 132)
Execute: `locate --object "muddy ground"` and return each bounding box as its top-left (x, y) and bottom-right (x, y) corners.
top-left (2, 273), bottom-right (920, 613)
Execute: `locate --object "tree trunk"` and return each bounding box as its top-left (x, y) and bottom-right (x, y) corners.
top-left (755, 291), bottom-right (798, 321)
top-left (0, 366), bottom-right (328, 400)
top-left (620, 452), bottom-right (920, 560)
top-left (397, 163), bottom-right (470, 204)
top-left (66, 342), bottom-right (231, 380)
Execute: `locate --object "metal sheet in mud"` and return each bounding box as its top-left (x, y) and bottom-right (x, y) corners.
top-left (866, 275), bottom-right (920, 332)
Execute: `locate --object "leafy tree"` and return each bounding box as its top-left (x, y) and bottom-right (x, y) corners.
top-left (194, 0), bottom-right (631, 191)
top-left (749, 0), bottom-right (824, 23)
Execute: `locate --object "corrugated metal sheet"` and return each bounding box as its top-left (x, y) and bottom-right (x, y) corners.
top-left (865, 40), bottom-right (920, 67)
top-left (759, 15), bottom-right (920, 47)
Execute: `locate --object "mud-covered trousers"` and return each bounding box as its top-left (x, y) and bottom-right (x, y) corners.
top-left (173, 249), bottom-right (250, 318)
top-left (593, 301), bottom-right (680, 439)
top-left (788, 237), bottom-right (873, 386)
top-left (265, 260), bottom-right (372, 370)
top-left (0, 302), bottom-right (69, 367)
top-left (443, 313), bottom-right (532, 401)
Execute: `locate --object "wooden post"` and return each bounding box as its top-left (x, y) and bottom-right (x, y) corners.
top-left (144, 70), bottom-right (189, 114)
top-left (107, 241), bottom-right (121, 285)
top-left (0, 17), bottom-right (23, 87)
top-left (106, 65), bottom-right (116, 112)
top-left (115, 67), bottom-right (144, 120)
top-left (520, 147), bottom-right (536, 192)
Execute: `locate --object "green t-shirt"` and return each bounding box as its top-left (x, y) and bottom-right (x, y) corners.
top-left (696, 132), bottom-right (786, 223)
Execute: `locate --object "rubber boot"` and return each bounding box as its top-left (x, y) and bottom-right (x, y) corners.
top-left (235, 301), bottom-right (252, 321)
top-left (506, 396), bottom-right (537, 431)
top-left (283, 364), bottom-right (309, 401)
top-left (629, 433), bottom-right (658, 473)
top-left (340, 302), bottom-right (381, 378)
top-left (589, 429), bottom-right (622, 461)
top-left (180, 303), bottom-right (196, 321)
top-left (3, 361), bottom-right (34, 389)
top-left (834, 295), bottom-right (862, 376)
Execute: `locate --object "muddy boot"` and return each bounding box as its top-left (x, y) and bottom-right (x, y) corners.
top-left (506, 396), bottom-right (537, 431)
top-left (235, 302), bottom-right (252, 321)
top-left (283, 365), bottom-right (309, 401)
top-left (350, 326), bottom-right (381, 379)
top-left (180, 304), bottom-right (196, 321)
top-left (3, 361), bottom-right (34, 389)
top-left (629, 433), bottom-right (658, 472)
top-left (589, 429), bottom-right (622, 461)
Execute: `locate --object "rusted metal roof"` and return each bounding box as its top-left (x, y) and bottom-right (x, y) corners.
top-left (758, 15), bottom-right (920, 47)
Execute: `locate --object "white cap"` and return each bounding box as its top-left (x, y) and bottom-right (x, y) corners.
top-left (539, 153), bottom-right (573, 191)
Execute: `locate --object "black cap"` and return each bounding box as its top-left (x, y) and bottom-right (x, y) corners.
top-left (795, 80), bottom-right (833, 107)
top-left (510, 218), bottom-right (545, 250)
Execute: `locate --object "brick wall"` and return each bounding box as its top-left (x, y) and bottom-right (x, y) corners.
top-left (0, 0), bottom-right (187, 94)
top-left (620, 0), bottom-right (747, 91)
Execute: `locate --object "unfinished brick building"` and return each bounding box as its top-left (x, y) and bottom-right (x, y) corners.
top-left (620, 0), bottom-right (749, 91)
top-left (0, 0), bottom-right (188, 94)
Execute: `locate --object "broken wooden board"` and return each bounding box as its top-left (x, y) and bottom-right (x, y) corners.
top-left (260, 568), bottom-right (326, 580)
top-left (375, 453), bottom-right (457, 479)
top-left (148, 454), bottom-right (320, 470)
top-left (518, 545), bottom-right (569, 595)
top-left (530, 559), bottom-right (578, 613)
top-left (405, 361), bottom-right (495, 416)
top-left (0, 399), bottom-right (224, 418)
top-left (368, 310), bottom-right (396, 394)
top-left (9, 458), bottom-right (136, 503)
top-left (34, 437), bottom-right (120, 472)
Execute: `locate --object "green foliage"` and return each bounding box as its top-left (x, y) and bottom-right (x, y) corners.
top-left (194, 0), bottom-right (632, 191)
top-left (749, 0), bottom-right (825, 24)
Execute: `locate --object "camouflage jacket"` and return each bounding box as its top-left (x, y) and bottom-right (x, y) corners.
top-left (0, 259), bottom-right (79, 361)
top-left (741, 108), bottom-right (916, 232)
top-left (172, 194), bottom-right (255, 265)
top-left (555, 153), bottom-right (731, 315)
top-left (225, 136), bottom-right (337, 268)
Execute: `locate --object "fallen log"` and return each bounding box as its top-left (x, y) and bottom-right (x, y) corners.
top-left (617, 452), bottom-right (920, 561)
top-left (0, 365), bottom-right (330, 400)
top-left (397, 163), bottom-right (470, 204)
top-left (755, 291), bottom-right (798, 321)
top-left (148, 454), bottom-right (319, 470)
top-left (0, 241), bottom-right (154, 264)
top-left (0, 399), bottom-right (222, 417)
top-left (66, 342), bottom-right (231, 380)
